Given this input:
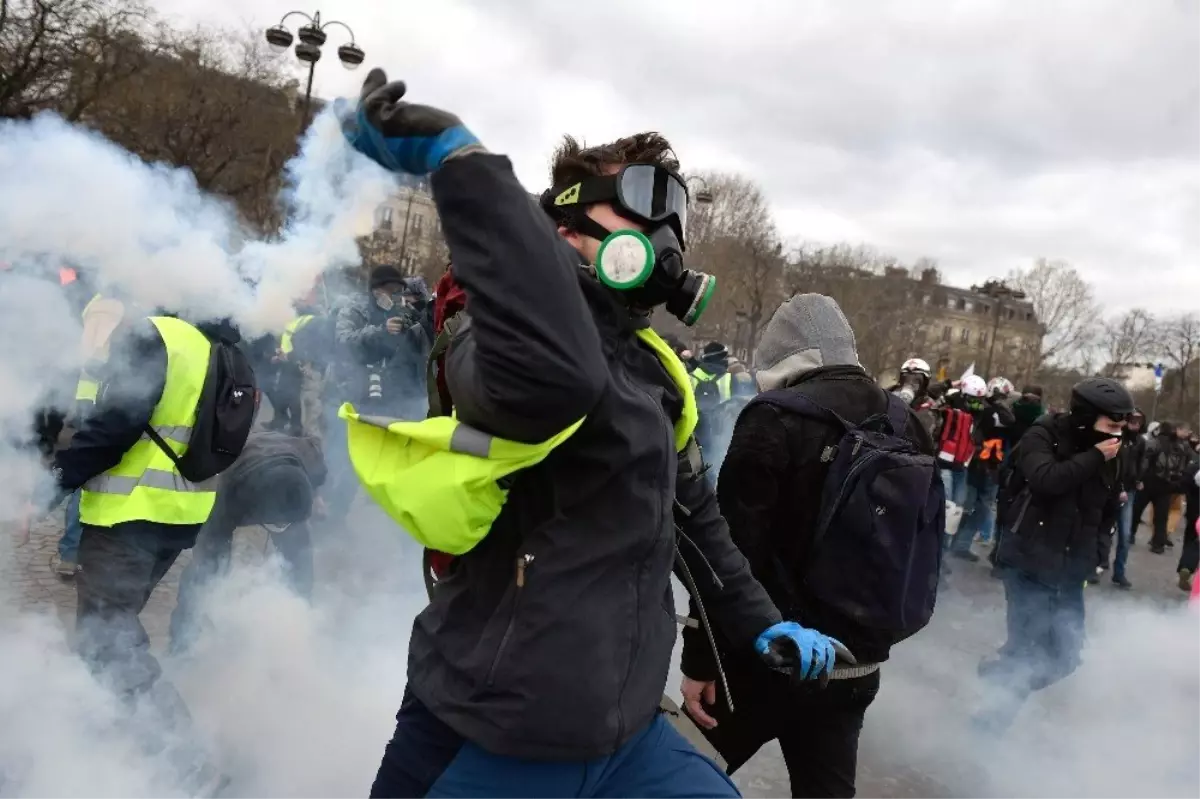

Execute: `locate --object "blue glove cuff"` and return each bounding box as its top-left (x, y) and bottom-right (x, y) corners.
top-left (353, 108), bottom-right (480, 175)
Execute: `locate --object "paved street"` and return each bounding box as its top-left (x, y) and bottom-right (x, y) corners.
top-left (3, 501), bottom-right (1196, 797)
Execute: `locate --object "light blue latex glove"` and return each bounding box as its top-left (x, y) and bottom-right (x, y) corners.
top-left (755, 621), bottom-right (842, 682)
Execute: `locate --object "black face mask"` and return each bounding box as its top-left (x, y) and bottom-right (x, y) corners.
top-left (578, 215), bottom-right (715, 327)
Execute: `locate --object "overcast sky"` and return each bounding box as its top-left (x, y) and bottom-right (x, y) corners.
top-left (157, 0), bottom-right (1199, 315)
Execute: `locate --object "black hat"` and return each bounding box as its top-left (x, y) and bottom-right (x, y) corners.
top-left (703, 341), bottom-right (728, 358)
top-left (1021, 385), bottom-right (1044, 398)
top-left (369, 265), bottom-right (405, 290)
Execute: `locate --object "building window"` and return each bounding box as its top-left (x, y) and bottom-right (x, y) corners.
top-left (411, 213), bottom-right (425, 236)
top-left (979, 331), bottom-right (988, 347)
top-left (1024, 311), bottom-right (1033, 321)
top-left (942, 326), bottom-right (952, 342)
top-left (956, 297), bottom-right (966, 311)
top-left (964, 300), bottom-right (974, 313)
top-left (1007, 309), bottom-right (1015, 320)
top-left (960, 328), bottom-right (971, 344)
top-left (921, 293), bottom-right (932, 306)
top-left (980, 304), bottom-right (990, 315)
top-left (375, 206), bottom-right (394, 230)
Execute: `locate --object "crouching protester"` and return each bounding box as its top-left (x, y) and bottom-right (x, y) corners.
top-left (977, 377), bottom-right (1130, 734)
top-left (168, 431), bottom-right (326, 655)
top-left (338, 69), bottom-right (842, 798)
top-left (682, 295), bottom-right (942, 798)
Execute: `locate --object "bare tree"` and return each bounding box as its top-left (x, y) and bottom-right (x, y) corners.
top-left (1008, 258), bottom-right (1101, 369)
top-left (682, 172), bottom-right (785, 361)
top-left (784, 244), bottom-right (925, 377)
top-left (1153, 312), bottom-right (1200, 420)
top-left (1099, 308), bottom-right (1155, 377)
top-left (0, 0), bottom-right (152, 120)
top-left (80, 25), bottom-right (300, 231)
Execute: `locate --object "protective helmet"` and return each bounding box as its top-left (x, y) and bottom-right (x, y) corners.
top-left (900, 357), bottom-right (931, 377)
top-left (1070, 377), bottom-right (1135, 420)
top-left (987, 377), bottom-right (1014, 397)
top-left (961, 375), bottom-right (988, 398)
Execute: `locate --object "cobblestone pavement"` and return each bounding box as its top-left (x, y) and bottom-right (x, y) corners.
top-left (3, 501), bottom-right (1194, 797)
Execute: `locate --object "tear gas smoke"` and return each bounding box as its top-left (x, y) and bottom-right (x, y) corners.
top-left (0, 108), bottom-right (426, 796)
top-left (0, 109), bottom-right (393, 338)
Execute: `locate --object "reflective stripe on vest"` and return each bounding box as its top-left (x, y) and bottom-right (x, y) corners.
top-left (691, 368), bottom-right (733, 403)
top-left (79, 316), bottom-right (217, 527)
top-left (979, 438), bottom-right (1005, 462)
top-left (341, 327), bottom-right (698, 555)
top-left (280, 314), bottom-right (314, 355)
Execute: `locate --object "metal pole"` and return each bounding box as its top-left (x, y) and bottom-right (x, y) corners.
top-left (1151, 387), bottom-right (1160, 424)
top-left (984, 289), bottom-right (1002, 378)
top-left (300, 60), bottom-right (316, 132)
top-left (397, 188), bottom-right (416, 272)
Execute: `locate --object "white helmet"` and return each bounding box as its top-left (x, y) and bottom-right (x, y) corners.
top-left (901, 357), bottom-right (931, 377)
top-left (961, 375), bottom-right (988, 398)
top-left (987, 376), bottom-right (1014, 397)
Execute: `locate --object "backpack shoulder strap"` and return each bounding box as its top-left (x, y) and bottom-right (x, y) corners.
top-left (883, 392), bottom-right (910, 435)
top-left (426, 312), bottom-right (466, 418)
top-left (750, 388), bottom-right (851, 432)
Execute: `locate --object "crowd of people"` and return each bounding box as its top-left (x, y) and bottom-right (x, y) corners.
top-left (7, 68), bottom-right (1197, 799)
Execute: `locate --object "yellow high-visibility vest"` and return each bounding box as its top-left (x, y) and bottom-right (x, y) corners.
top-left (341, 327), bottom-right (699, 555)
top-left (690, 368), bottom-right (733, 403)
top-left (79, 316), bottom-right (217, 527)
top-left (280, 314), bottom-right (314, 355)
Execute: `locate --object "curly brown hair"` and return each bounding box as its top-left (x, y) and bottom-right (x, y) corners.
top-left (549, 132), bottom-right (680, 189)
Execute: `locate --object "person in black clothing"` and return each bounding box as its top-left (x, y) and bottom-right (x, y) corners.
top-left (168, 431), bottom-right (325, 654)
top-left (1110, 409), bottom-right (1147, 588)
top-left (979, 377), bottom-right (1130, 734)
top-left (1137, 421), bottom-right (1191, 553)
top-left (344, 72), bottom-right (834, 798)
top-left (1175, 436), bottom-right (1199, 592)
top-left (1009, 385), bottom-right (1045, 443)
top-left (949, 382), bottom-right (1016, 560)
top-left (680, 294), bottom-right (935, 798)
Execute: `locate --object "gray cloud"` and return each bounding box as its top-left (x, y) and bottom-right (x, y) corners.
top-left (160, 0), bottom-right (1200, 311)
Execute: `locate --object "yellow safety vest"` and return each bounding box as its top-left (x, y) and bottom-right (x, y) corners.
top-left (341, 327), bottom-right (699, 555)
top-left (75, 293), bottom-right (105, 403)
top-left (280, 314), bottom-right (314, 355)
top-left (79, 316), bottom-right (217, 528)
top-left (690, 368), bottom-right (733, 403)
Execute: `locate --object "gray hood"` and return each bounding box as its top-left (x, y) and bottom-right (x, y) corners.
top-left (754, 294), bottom-right (860, 391)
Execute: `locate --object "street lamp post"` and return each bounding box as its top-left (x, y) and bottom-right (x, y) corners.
top-left (265, 10), bottom-right (364, 130)
top-left (686, 175), bottom-right (714, 205)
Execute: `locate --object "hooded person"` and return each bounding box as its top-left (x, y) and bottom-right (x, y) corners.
top-left (168, 431), bottom-right (326, 654)
top-left (1010, 385), bottom-right (1046, 442)
top-left (980, 377), bottom-right (1130, 735)
top-left (680, 294), bottom-right (936, 797)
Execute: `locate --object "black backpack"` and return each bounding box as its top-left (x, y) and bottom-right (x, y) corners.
top-left (146, 334), bottom-right (257, 483)
top-left (749, 389), bottom-right (944, 647)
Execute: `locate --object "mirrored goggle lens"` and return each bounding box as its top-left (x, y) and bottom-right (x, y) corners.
top-left (618, 164), bottom-right (688, 233)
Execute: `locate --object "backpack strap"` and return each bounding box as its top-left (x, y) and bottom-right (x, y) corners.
top-left (883, 392), bottom-right (909, 435)
top-left (426, 313), bottom-right (465, 418)
top-left (751, 389), bottom-right (852, 432)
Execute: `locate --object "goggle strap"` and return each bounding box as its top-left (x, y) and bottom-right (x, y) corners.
top-left (552, 175), bottom-right (619, 208)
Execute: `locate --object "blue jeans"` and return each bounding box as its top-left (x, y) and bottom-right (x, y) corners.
top-left (975, 570), bottom-right (1085, 734)
top-left (58, 489), bottom-right (82, 561)
top-left (371, 689), bottom-right (738, 798)
top-left (953, 474), bottom-right (1000, 552)
top-left (939, 468), bottom-right (968, 506)
top-left (1114, 491), bottom-right (1136, 581)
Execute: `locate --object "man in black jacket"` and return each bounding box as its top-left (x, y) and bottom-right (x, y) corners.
top-left (680, 294), bottom-right (935, 797)
top-left (979, 377), bottom-right (1130, 734)
top-left (1177, 437), bottom-right (1200, 592)
top-left (949, 381), bottom-right (1016, 561)
top-left (1111, 408), bottom-right (1146, 588)
top-left (39, 313), bottom-right (237, 796)
top-left (344, 71), bottom-right (834, 798)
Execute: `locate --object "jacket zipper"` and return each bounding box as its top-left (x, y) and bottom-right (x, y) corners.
top-left (612, 338), bottom-right (673, 748)
top-left (485, 553), bottom-right (533, 686)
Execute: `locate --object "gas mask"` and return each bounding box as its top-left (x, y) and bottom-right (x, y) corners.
top-left (541, 164), bottom-right (716, 326)
top-left (592, 226), bottom-right (715, 326)
top-left (894, 374), bottom-right (926, 406)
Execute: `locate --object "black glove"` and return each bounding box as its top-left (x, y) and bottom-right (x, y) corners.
top-left (341, 68), bottom-right (484, 174)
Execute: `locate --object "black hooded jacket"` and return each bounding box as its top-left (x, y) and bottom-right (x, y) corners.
top-left (996, 413), bottom-right (1121, 587)
top-left (407, 153), bottom-right (779, 761)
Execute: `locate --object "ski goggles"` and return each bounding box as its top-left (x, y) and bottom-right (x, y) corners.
top-left (548, 164), bottom-right (690, 247)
